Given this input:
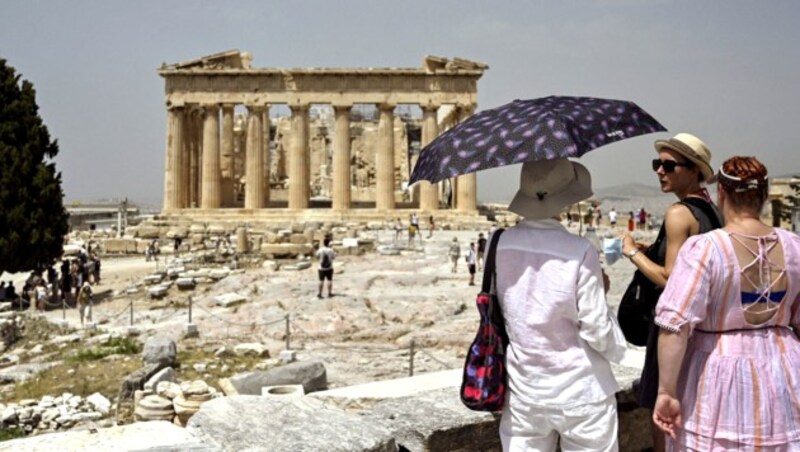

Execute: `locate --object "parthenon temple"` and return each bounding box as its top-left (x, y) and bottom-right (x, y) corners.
top-left (159, 50), bottom-right (488, 222)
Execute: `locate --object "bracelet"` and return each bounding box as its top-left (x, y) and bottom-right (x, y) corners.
top-left (625, 249), bottom-right (640, 259)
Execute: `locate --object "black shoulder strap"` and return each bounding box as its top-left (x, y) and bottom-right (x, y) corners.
top-left (679, 197), bottom-right (723, 231)
top-left (481, 228), bottom-right (505, 294)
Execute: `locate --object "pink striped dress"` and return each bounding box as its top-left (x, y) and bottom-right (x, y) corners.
top-left (656, 228), bottom-right (800, 451)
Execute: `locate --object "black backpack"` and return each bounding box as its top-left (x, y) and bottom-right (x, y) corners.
top-left (320, 250), bottom-right (332, 269)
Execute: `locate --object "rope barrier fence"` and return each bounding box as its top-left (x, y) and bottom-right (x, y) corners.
top-left (18, 282), bottom-right (465, 378)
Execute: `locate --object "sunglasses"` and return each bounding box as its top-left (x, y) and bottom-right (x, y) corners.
top-left (652, 159), bottom-right (690, 173)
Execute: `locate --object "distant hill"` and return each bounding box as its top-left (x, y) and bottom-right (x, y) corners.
top-left (593, 183), bottom-right (664, 199)
top-left (592, 183), bottom-right (671, 217)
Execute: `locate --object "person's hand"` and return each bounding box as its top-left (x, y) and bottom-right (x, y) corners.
top-left (635, 241), bottom-right (649, 252)
top-left (653, 392), bottom-right (682, 439)
top-left (621, 233), bottom-right (637, 255)
top-left (601, 269), bottom-right (610, 294)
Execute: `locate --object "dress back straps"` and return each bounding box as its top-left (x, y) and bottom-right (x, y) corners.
top-left (728, 231), bottom-right (785, 314)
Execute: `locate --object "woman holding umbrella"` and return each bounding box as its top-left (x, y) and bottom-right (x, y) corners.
top-left (620, 133), bottom-right (723, 451)
top-left (653, 156), bottom-right (800, 450)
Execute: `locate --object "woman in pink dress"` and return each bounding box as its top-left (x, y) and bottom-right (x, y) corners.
top-left (653, 156), bottom-right (800, 450)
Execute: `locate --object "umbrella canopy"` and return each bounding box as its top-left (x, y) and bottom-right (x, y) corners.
top-left (410, 96), bottom-right (666, 184)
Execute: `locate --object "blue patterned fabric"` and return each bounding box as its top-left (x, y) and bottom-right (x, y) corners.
top-left (410, 96), bottom-right (666, 184)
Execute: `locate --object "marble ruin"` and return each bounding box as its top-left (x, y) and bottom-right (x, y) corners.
top-left (159, 50), bottom-right (489, 221)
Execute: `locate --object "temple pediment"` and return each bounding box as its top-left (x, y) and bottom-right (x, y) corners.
top-left (161, 50), bottom-right (252, 70)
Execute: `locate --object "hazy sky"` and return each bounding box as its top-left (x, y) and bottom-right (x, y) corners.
top-left (1, 1), bottom-right (798, 206)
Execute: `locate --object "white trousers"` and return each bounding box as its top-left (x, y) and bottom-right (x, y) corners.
top-left (500, 394), bottom-right (618, 452)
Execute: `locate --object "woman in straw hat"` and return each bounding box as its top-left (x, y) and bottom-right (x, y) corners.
top-left (496, 158), bottom-right (626, 451)
top-left (621, 133), bottom-right (723, 451)
top-left (653, 156), bottom-right (800, 450)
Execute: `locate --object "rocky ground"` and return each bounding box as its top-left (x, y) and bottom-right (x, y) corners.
top-left (0, 222), bottom-right (657, 441)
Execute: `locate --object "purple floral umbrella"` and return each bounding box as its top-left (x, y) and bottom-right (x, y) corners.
top-left (409, 96), bottom-right (667, 184)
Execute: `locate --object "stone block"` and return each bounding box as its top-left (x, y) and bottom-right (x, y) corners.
top-left (86, 393), bottom-right (111, 415)
top-left (208, 269), bottom-right (230, 280)
top-left (0, 420), bottom-right (208, 451)
top-left (283, 261), bottom-right (311, 271)
top-left (368, 387), bottom-right (500, 452)
top-left (134, 225), bottom-right (161, 239)
top-left (103, 238), bottom-right (137, 254)
top-left (233, 343), bottom-right (270, 358)
top-left (176, 278), bottom-right (196, 290)
top-left (288, 233), bottom-right (309, 244)
top-left (166, 228), bottom-right (188, 239)
top-left (214, 293), bottom-right (248, 308)
top-left (189, 224), bottom-right (206, 234)
top-left (142, 336), bottom-right (177, 367)
top-left (228, 360), bottom-right (327, 395)
top-left (290, 223), bottom-right (305, 233)
top-left (148, 285), bottom-right (169, 299)
top-left (186, 396), bottom-right (396, 452)
top-left (259, 243), bottom-right (312, 258)
top-left (279, 349), bottom-right (297, 364)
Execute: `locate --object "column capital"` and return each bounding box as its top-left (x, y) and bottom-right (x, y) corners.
top-left (221, 103), bottom-right (236, 111)
top-left (245, 104), bottom-right (266, 114)
top-left (377, 102), bottom-right (396, 112)
top-left (420, 101), bottom-right (440, 112)
top-left (201, 103), bottom-right (220, 111)
top-left (287, 101), bottom-right (309, 112)
top-left (332, 103), bottom-right (352, 113)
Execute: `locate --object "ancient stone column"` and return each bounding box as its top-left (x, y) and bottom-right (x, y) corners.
top-left (376, 103), bottom-right (396, 211)
top-left (332, 105), bottom-right (352, 211)
top-left (163, 106), bottom-right (185, 211)
top-left (188, 111), bottom-right (200, 208)
top-left (180, 111), bottom-right (192, 209)
top-left (261, 105), bottom-right (271, 204)
top-left (419, 104), bottom-right (440, 212)
top-left (201, 104), bottom-right (221, 209)
top-left (244, 105), bottom-right (265, 209)
top-left (288, 103), bottom-right (310, 209)
top-left (456, 105), bottom-right (478, 212)
top-left (221, 104), bottom-right (235, 179)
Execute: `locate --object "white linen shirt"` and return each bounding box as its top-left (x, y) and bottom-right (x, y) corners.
top-left (492, 219), bottom-right (626, 409)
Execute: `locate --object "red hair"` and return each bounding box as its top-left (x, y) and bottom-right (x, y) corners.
top-left (717, 156), bottom-right (768, 211)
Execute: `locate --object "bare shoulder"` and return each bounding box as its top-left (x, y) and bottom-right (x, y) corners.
top-left (664, 203), bottom-right (696, 227)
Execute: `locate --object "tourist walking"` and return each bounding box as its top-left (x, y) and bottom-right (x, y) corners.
top-left (393, 218), bottom-right (403, 245)
top-left (427, 215), bottom-right (435, 238)
top-left (608, 207), bottom-right (618, 228)
top-left (497, 159), bottom-right (626, 452)
top-left (638, 207), bottom-right (648, 231)
top-left (466, 242), bottom-right (477, 286)
top-left (448, 237), bottom-right (460, 273)
top-left (315, 238), bottom-right (336, 298)
top-left (653, 156), bottom-right (800, 450)
top-left (408, 213), bottom-right (420, 248)
top-left (60, 260), bottom-right (72, 305)
top-left (620, 133), bottom-right (722, 452)
top-left (476, 233), bottom-right (487, 271)
top-left (77, 281), bottom-right (93, 326)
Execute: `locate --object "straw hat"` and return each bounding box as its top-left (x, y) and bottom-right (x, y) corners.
top-left (508, 159), bottom-right (593, 220)
top-left (654, 133), bottom-right (714, 182)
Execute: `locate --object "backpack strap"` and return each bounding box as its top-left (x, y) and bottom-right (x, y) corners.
top-left (481, 229), bottom-right (506, 294)
top-left (679, 197), bottom-right (723, 231)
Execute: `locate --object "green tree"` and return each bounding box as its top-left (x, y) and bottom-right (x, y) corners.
top-left (779, 178), bottom-right (800, 225)
top-left (0, 58), bottom-right (69, 275)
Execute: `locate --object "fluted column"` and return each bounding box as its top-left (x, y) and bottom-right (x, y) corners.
top-left (262, 105), bottom-right (271, 204)
top-left (332, 105), bottom-right (352, 211)
top-left (163, 106), bottom-right (185, 211)
top-left (376, 103), bottom-right (396, 211)
top-left (200, 104), bottom-right (221, 209)
top-left (419, 104), bottom-right (440, 211)
top-left (188, 111), bottom-right (201, 208)
top-left (245, 105), bottom-right (265, 209)
top-left (288, 103), bottom-right (310, 209)
top-left (456, 104), bottom-right (478, 212)
top-left (220, 104), bottom-right (234, 179)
